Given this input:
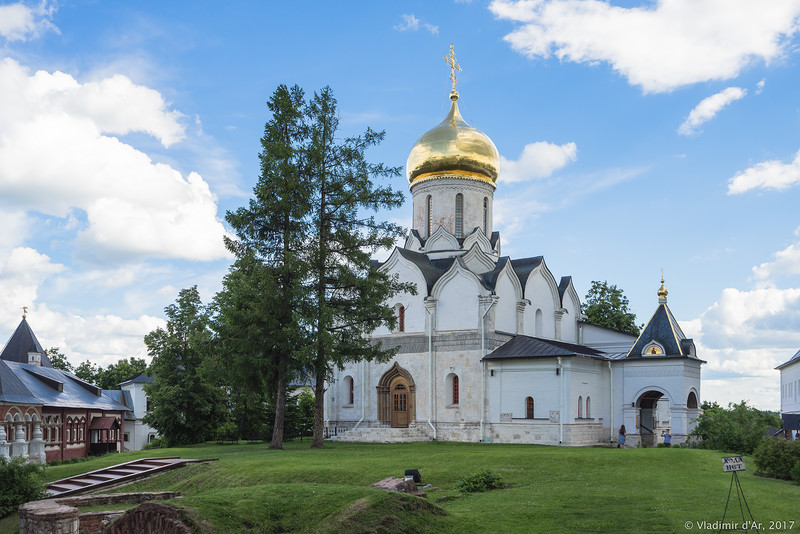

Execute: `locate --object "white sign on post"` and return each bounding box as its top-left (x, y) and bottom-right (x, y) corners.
top-left (722, 456), bottom-right (745, 472)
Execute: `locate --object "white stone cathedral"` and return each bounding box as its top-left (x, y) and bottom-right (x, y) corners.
top-left (326, 53), bottom-right (703, 446)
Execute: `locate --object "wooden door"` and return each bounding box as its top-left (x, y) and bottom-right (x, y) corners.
top-left (391, 380), bottom-right (409, 428)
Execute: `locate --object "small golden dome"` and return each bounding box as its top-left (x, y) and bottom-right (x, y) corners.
top-left (657, 278), bottom-right (669, 300)
top-left (406, 92), bottom-right (500, 187)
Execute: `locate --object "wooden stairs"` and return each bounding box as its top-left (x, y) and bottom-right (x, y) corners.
top-left (45, 456), bottom-right (207, 498)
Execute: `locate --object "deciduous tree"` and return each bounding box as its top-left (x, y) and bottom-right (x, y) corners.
top-left (143, 286), bottom-right (225, 446)
top-left (46, 347), bottom-right (72, 372)
top-left (583, 280), bottom-right (641, 335)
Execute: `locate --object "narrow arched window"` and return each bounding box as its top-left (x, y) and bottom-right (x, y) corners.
top-left (578, 396), bottom-right (583, 418)
top-left (586, 396), bottom-right (591, 418)
top-left (455, 193), bottom-right (463, 239)
top-left (483, 197), bottom-right (488, 234)
top-left (526, 397), bottom-right (534, 419)
top-left (426, 195), bottom-right (433, 238)
top-left (398, 305), bottom-right (405, 332)
top-left (349, 376), bottom-right (354, 405)
top-left (452, 375), bottom-right (459, 405)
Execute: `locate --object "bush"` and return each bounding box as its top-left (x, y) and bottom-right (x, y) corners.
top-left (690, 401), bottom-right (781, 454)
top-left (143, 436), bottom-right (167, 450)
top-left (752, 438), bottom-right (800, 480)
top-left (0, 456), bottom-right (47, 518)
top-left (791, 460), bottom-right (800, 485)
top-left (456, 469), bottom-right (506, 493)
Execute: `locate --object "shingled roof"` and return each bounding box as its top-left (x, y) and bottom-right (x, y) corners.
top-left (0, 318), bottom-right (52, 367)
top-left (483, 334), bottom-right (608, 361)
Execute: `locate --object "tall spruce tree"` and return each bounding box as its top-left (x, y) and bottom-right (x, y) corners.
top-left (143, 287), bottom-right (225, 446)
top-left (224, 84), bottom-right (309, 449)
top-left (212, 254), bottom-right (302, 444)
top-left (302, 87), bottom-right (411, 448)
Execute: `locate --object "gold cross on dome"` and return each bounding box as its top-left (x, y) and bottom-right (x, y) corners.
top-left (444, 44), bottom-right (461, 93)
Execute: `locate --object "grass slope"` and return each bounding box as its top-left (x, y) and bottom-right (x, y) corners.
top-left (13, 441), bottom-right (800, 533)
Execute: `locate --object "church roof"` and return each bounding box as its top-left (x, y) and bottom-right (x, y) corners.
top-left (0, 318), bottom-right (52, 367)
top-left (483, 334), bottom-right (608, 361)
top-left (0, 358), bottom-right (39, 404)
top-left (776, 349), bottom-right (800, 370)
top-left (510, 257), bottom-right (544, 289)
top-left (118, 372), bottom-right (154, 386)
top-left (626, 303), bottom-right (692, 358)
top-left (558, 276), bottom-right (573, 307)
top-left (3, 361), bottom-right (128, 410)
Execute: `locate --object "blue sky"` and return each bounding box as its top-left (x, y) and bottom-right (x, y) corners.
top-left (1, 0), bottom-right (799, 409)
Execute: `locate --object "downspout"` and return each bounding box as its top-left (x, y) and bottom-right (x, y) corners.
top-left (353, 361), bottom-right (366, 430)
top-left (608, 361), bottom-right (614, 444)
top-left (480, 296), bottom-right (497, 442)
top-left (558, 356), bottom-right (564, 444)
top-left (425, 302), bottom-right (436, 440)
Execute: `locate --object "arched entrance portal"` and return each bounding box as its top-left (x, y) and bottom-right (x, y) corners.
top-left (377, 362), bottom-right (416, 428)
top-left (636, 390), bottom-right (670, 447)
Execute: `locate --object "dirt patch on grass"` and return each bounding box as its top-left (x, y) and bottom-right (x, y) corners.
top-left (322, 493), bottom-right (446, 534)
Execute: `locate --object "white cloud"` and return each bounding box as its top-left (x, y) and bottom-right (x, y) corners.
top-left (0, 247), bottom-right (64, 327)
top-left (394, 14), bottom-right (439, 35)
top-left (752, 227), bottom-right (800, 280)
top-left (756, 78), bottom-right (766, 94)
top-left (0, 58), bottom-right (232, 262)
top-left (0, 1), bottom-right (58, 42)
top-left (727, 149), bottom-right (800, 194)
top-left (0, 210), bottom-right (30, 250)
top-left (21, 306), bottom-right (165, 368)
top-left (678, 87), bottom-right (746, 136)
top-left (680, 287), bottom-right (800, 409)
top-left (490, 0), bottom-right (800, 93)
top-left (499, 141), bottom-right (577, 183)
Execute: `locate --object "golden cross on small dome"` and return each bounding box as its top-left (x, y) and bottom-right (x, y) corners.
top-left (444, 44), bottom-right (462, 96)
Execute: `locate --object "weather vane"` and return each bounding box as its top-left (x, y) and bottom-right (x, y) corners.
top-left (444, 44), bottom-right (461, 95)
top-left (21, 306), bottom-right (28, 319)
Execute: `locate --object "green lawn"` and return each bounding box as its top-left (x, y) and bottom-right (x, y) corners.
top-left (7, 441), bottom-right (800, 533)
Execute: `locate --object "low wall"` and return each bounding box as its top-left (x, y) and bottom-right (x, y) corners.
top-left (18, 492), bottom-right (182, 534)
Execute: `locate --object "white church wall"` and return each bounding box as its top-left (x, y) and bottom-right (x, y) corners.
top-left (580, 323), bottom-right (638, 353)
top-left (411, 178), bottom-right (494, 239)
top-left (435, 272), bottom-right (481, 332)
top-left (524, 271), bottom-right (557, 338)
top-left (494, 273), bottom-right (519, 335)
top-left (560, 288), bottom-right (580, 343)
top-left (781, 360), bottom-right (800, 414)
top-left (373, 260), bottom-right (428, 336)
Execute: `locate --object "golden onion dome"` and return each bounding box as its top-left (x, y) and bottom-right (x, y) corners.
top-left (406, 92), bottom-right (500, 187)
top-left (657, 278), bottom-right (669, 300)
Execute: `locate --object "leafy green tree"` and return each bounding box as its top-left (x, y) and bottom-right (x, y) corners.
top-left (223, 84), bottom-right (309, 449)
top-left (302, 87), bottom-right (411, 447)
top-left (143, 287), bottom-right (225, 447)
top-left (95, 357), bottom-right (148, 389)
top-left (690, 400), bottom-right (782, 454)
top-left (583, 280), bottom-right (641, 335)
top-left (74, 360), bottom-right (99, 384)
top-left (46, 347), bottom-right (72, 372)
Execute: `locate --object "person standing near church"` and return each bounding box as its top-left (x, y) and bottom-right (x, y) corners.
top-left (618, 425), bottom-right (626, 448)
top-left (662, 429), bottom-right (671, 447)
